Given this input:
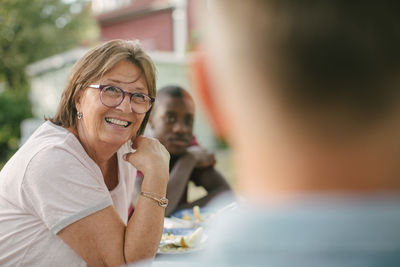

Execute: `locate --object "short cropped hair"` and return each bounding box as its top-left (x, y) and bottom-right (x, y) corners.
top-left (49, 39), bottom-right (156, 135)
top-left (152, 85), bottom-right (193, 111)
top-left (157, 85), bottom-right (188, 99)
top-left (215, 1), bottom-right (400, 123)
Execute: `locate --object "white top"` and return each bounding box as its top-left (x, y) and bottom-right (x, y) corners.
top-left (0, 121), bottom-right (137, 266)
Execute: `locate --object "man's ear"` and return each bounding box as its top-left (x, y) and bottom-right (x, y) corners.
top-left (191, 51), bottom-right (229, 139)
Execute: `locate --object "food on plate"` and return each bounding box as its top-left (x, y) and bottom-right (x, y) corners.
top-left (193, 205), bottom-right (202, 222)
top-left (180, 227), bottom-right (203, 248)
top-left (159, 227), bottom-right (204, 253)
top-left (182, 214), bottom-right (192, 221)
top-left (179, 205), bottom-right (203, 222)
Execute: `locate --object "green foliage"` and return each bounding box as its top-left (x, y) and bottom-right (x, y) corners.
top-left (0, 0), bottom-right (98, 88)
top-left (0, 88), bottom-right (32, 168)
top-left (0, 0), bottom-right (98, 168)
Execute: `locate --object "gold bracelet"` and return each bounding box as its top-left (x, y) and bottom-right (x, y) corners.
top-left (140, 191), bottom-right (168, 208)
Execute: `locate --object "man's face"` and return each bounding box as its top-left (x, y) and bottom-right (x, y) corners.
top-left (150, 95), bottom-right (195, 156)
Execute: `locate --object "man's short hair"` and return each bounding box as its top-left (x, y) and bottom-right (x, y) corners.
top-left (215, 1), bottom-right (400, 123)
top-left (151, 85), bottom-right (194, 114)
top-left (157, 85), bottom-right (187, 99)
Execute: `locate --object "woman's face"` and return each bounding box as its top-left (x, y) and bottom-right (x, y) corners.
top-left (75, 60), bottom-right (148, 150)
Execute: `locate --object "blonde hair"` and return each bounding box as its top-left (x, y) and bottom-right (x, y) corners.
top-left (49, 39), bottom-right (156, 135)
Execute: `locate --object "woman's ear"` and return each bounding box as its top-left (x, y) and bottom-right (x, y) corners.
top-left (74, 88), bottom-right (83, 111)
top-left (191, 51), bottom-right (229, 139)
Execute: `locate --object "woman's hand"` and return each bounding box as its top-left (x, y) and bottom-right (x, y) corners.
top-left (187, 146), bottom-right (216, 168)
top-left (123, 136), bottom-right (170, 193)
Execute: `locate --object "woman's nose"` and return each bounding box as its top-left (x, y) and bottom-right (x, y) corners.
top-left (117, 94), bottom-right (132, 113)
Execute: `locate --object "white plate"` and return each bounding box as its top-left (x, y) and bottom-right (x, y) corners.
top-left (164, 217), bottom-right (196, 229)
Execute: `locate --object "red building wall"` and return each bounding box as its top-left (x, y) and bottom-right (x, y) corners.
top-left (100, 9), bottom-right (174, 51)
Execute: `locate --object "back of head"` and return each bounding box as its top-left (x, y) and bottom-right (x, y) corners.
top-left (209, 1), bottom-right (400, 130)
top-left (206, 1), bottom-right (400, 196)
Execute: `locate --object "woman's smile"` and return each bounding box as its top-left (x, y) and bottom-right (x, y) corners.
top-left (104, 117), bottom-right (132, 128)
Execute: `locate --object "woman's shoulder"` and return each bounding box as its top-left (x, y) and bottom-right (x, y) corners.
top-left (22, 133), bottom-right (103, 188)
top-left (30, 121), bottom-right (75, 143)
top-left (22, 121), bottom-right (88, 160)
top-left (3, 121), bottom-right (97, 177)
top-left (0, 123), bottom-right (100, 193)
top-left (2, 122), bottom-right (71, 168)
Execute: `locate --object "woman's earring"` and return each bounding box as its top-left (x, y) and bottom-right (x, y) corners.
top-left (77, 111), bottom-right (83, 120)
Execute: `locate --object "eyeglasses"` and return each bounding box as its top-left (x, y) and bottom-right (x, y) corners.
top-left (89, 84), bottom-right (154, 114)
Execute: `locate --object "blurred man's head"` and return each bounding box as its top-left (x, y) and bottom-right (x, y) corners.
top-left (196, 1), bottom-right (400, 199)
top-left (149, 86), bottom-right (195, 156)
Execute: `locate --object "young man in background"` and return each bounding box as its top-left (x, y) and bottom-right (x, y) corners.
top-left (133, 85), bottom-right (232, 217)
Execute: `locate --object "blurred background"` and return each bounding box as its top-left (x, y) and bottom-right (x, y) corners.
top-left (0, 0), bottom-right (234, 195)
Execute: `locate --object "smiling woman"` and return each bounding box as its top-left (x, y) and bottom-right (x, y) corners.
top-left (0, 40), bottom-right (170, 266)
